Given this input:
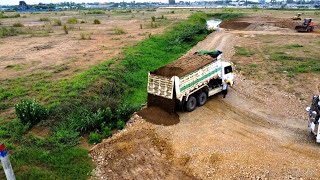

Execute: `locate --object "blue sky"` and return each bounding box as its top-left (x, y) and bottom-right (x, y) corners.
top-left (1, 0), bottom-right (159, 5)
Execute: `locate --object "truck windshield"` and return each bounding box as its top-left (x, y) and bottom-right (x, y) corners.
top-left (224, 66), bottom-right (233, 74)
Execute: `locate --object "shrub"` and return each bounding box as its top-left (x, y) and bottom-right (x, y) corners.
top-left (80, 32), bottom-right (92, 40)
top-left (67, 17), bottom-right (78, 24)
top-left (102, 126), bottom-right (112, 138)
top-left (140, 24), bottom-right (142, 29)
top-left (80, 20), bottom-right (86, 24)
top-left (285, 44), bottom-right (303, 49)
top-left (1, 120), bottom-right (30, 142)
top-left (0, 27), bottom-right (20, 38)
top-left (47, 129), bottom-right (80, 148)
top-left (88, 132), bottom-right (102, 144)
top-left (15, 99), bottom-right (49, 126)
top-left (63, 24), bottom-right (68, 34)
top-left (112, 27), bottom-right (126, 35)
top-left (151, 16), bottom-right (155, 22)
top-left (64, 108), bottom-right (105, 133)
top-left (207, 13), bottom-right (244, 21)
top-left (93, 19), bottom-right (101, 24)
top-left (87, 10), bottom-right (105, 14)
top-left (12, 22), bottom-right (24, 27)
top-left (40, 17), bottom-right (49, 21)
top-left (235, 46), bottom-right (255, 57)
top-left (53, 19), bottom-right (62, 26)
top-left (116, 120), bottom-right (125, 130)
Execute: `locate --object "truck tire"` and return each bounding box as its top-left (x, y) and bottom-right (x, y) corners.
top-left (185, 96), bottom-right (197, 112)
top-left (197, 91), bottom-right (207, 106)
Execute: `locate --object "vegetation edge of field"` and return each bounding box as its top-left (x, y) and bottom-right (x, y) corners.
top-left (0, 12), bottom-right (217, 180)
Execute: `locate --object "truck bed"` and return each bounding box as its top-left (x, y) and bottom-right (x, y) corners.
top-left (151, 54), bottom-right (217, 78)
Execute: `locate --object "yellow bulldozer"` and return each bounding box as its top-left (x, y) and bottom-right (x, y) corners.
top-left (292, 13), bottom-right (302, 20)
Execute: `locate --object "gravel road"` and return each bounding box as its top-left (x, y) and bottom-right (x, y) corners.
top-left (90, 23), bottom-right (320, 179)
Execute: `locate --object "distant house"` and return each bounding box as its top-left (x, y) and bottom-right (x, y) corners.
top-left (169, 0), bottom-right (176, 5)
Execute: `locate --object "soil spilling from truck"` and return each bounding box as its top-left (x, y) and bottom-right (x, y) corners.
top-left (137, 107), bottom-right (180, 126)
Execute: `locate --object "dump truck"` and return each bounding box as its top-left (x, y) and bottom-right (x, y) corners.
top-left (147, 50), bottom-right (234, 112)
top-left (295, 18), bottom-right (314, 32)
top-left (306, 95), bottom-right (320, 143)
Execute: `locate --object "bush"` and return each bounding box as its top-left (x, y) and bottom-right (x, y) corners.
top-left (93, 19), bottom-right (101, 24)
top-left (116, 120), bottom-right (125, 130)
top-left (12, 22), bottom-right (24, 27)
top-left (67, 17), bottom-right (78, 24)
top-left (53, 19), bottom-right (62, 26)
top-left (151, 16), bottom-right (155, 22)
top-left (88, 132), bottom-right (102, 144)
top-left (40, 17), bottom-right (49, 21)
top-left (80, 32), bottom-right (92, 40)
top-left (15, 99), bottom-right (49, 126)
top-left (207, 13), bottom-right (244, 21)
top-left (112, 27), bottom-right (126, 35)
top-left (87, 10), bottom-right (105, 14)
top-left (64, 108), bottom-right (105, 133)
top-left (102, 126), bottom-right (112, 138)
top-left (63, 24), bottom-right (68, 34)
top-left (0, 27), bottom-right (20, 38)
top-left (0, 120), bottom-right (29, 142)
top-left (47, 129), bottom-right (80, 148)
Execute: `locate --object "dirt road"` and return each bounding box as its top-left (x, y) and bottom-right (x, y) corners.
top-left (90, 21), bottom-right (320, 179)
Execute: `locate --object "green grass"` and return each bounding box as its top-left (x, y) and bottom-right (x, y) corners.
top-left (40, 17), bottom-right (50, 21)
top-left (0, 13), bottom-right (20, 18)
top-left (67, 17), bottom-right (78, 24)
top-left (5, 64), bottom-right (26, 71)
top-left (207, 13), bottom-right (244, 21)
top-left (112, 27), bottom-right (126, 35)
top-left (265, 43), bottom-right (320, 75)
top-left (0, 27), bottom-right (21, 38)
top-left (12, 22), bottom-right (24, 27)
top-left (235, 46), bottom-right (255, 57)
top-left (249, 63), bottom-right (258, 68)
top-left (284, 44), bottom-right (304, 49)
top-left (0, 12), bottom-right (209, 179)
top-left (87, 10), bottom-right (105, 14)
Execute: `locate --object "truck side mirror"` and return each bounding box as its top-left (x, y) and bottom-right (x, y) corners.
top-left (306, 107), bottom-right (311, 112)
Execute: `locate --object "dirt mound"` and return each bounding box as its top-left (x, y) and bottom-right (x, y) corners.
top-left (90, 121), bottom-right (194, 179)
top-left (274, 19), bottom-right (300, 30)
top-left (245, 22), bottom-right (295, 32)
top-left (138, 106), bottom-right (180, 126)
top-left (151, 54), bottom-right (216, 77)
top-left (220, 21), bottom-right (251, 30)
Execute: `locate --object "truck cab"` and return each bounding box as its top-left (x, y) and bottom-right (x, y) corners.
top-left (306, 95), bottom-right (320, 142)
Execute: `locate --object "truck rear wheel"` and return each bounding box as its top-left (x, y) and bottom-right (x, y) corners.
top-left (185, 96), bottom-right (197, 112)
top-left (197, 91), bottom-right (207, 106)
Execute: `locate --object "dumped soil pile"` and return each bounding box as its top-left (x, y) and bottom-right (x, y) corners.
top-left (138, 106), bottom-right (180, 126)
top-left (274, 19), bottom-right (300, 30)
top-left (220, 21), bottom-right (251, 30)
top-left (90, 121), bottom-right (194, 179)
top-left (151, 54), bottom-right (216, 77)
top-left (244, 22), bottom-right (295, 32)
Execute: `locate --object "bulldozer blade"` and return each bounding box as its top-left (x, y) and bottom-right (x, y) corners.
top-left (295, 25), bottom-right (307, 32)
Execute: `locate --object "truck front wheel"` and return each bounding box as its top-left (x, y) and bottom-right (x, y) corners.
top-left (185, 96), bottom-right (197, 112)
top-left (197, 91), bottom-right (207, 106)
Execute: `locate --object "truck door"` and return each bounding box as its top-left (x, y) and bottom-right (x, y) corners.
top-left (223, 65), bottom-right (234, 85)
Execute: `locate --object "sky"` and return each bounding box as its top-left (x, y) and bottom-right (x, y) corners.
top-left (0, 0), bottom-right (154, 5)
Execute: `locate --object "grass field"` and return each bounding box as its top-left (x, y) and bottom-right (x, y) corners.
top-left (2, 7), bottom-right (319, 179)
top-left (0, 11), bottom-right (211, 179)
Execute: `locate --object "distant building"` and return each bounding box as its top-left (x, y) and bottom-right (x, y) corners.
top-left (19, 1), bottom-right (29, 10)
top-left (169, 0), bottom-right (175, 5)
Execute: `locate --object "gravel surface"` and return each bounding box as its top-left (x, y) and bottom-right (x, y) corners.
top-left (90, 19), bottom-right (320, 179)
